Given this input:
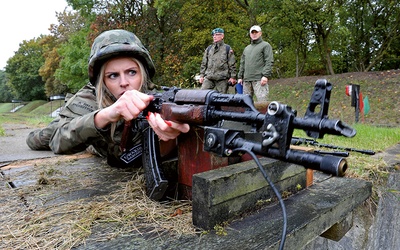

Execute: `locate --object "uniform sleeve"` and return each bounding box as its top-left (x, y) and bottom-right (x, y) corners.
top-left (228, 48), bottom-right (237, 79)
top-left (262, 43), bottom-right (274, 78)
top-left (238, 50), bottom-right (246, 79)
top-left (49, 111), bottom-right (105, 154)
top-left (199, 48), bottom-right (209, 77)
top-left (26, 117), bottom-right (61, 150)
top-left (48, 84), bottom-right (107, 154)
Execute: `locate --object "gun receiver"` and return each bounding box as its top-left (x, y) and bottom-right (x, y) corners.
top-left (142, 80), bottom-right (356, 199)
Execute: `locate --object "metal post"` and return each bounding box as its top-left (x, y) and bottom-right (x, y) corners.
top-left (350, 84), bottom-right (360, 123)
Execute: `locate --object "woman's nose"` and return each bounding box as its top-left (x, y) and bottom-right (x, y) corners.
top-left (119, 75), bottom-right (129, 87)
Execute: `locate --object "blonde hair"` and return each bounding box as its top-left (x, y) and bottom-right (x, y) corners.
top-left (95, 57), bottom-right (151, 138)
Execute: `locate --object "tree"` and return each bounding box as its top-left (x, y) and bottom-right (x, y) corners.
top-left (5, 37), bottom-right (47, 101)
top-left (38, 35), bottom-right (67, 97)
top-left (12, 0), bottom-right (395, 96)
top-left (0, 70), bottom-right (13, 102)
top-left (55, 26), bottom-right (91, 92)
top-left (48, 10), bottom-right (91, 93)
top-left (176, 0), bottom-right (247, 86)
top-left (338, 0), bottom-right (400, 72)
top-left (266, 0), bottom-right (311, 77)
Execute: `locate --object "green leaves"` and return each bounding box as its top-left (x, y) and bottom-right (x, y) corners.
top-left (5, 37), bottom-right (46, 101)
top-left (55, 27), bottom-right (90, 93)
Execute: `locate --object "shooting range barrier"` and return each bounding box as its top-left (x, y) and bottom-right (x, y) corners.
top-left (144, 80), bottom-right (371, 248)
top-left (177, 124), bottom-right (371, 248)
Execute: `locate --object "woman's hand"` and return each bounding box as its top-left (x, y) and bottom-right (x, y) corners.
top-left (94, 90), bottom-right (153, 129)
top-left (146, 112), bottom-right (190, 141)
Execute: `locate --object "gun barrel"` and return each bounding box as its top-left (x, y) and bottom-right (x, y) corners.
top-left (293, 117), bottom-right (356, 138)
top-left (267, 148), bottom-right (347, 176)
top-left (231, 138), bottom-right (347, 176)
top-left (283, 149), bottom-right (347, 177)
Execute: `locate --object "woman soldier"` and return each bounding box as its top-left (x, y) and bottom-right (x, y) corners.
top-left (26, 29), bottom-right (189, 169)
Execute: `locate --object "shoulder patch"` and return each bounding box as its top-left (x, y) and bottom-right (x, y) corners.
top-left (65, 101), bottom-right (96, 116)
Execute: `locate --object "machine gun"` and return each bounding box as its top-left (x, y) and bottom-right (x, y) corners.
top-left (140, 79), bottom-right (356, 201)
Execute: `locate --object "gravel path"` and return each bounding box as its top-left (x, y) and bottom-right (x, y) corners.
top-left (0, 123), bottom-right (56, 165)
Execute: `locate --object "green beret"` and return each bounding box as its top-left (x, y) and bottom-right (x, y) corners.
top-left (211, 28), bottom-right (224, 35)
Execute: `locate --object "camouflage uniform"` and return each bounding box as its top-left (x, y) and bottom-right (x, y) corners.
top-left (26, 83), bottom-right (143, 167)
top-left (238, 36), bottom-right (274, 102)
top-left (200, 40), bottom-right (236, 93)
top-left (26, 29), bottom-right (155, 168)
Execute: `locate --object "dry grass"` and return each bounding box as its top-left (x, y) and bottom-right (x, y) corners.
top-left (0, 156), bottom-right (196, 250)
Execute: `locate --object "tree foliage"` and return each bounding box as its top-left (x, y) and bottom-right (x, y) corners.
top-left (3, 0), bottom-right (400, 100)
top-left (0, 70), bottom-right (13, 102)
top-left (38, 35), bottom-right (66, 97)
top-left (5, 37), bottom-right (47, 101)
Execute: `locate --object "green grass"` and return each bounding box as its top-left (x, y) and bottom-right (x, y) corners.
top-left (0, 100), bottom-right (62, 130)
top-left (0, 103), bottom-right (15, 113)
top-left (18, 100), bottom-right (47, 113)
top-left (294, 123), bottom-right (400, 153)
top-left (270, 71), bottom-right (400, 127)
top-left (0, 113), bottom-right (54, 127)
top-left (0, 100), bottom-right (64, 115)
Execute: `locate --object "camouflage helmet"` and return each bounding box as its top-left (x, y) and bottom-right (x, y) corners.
top-left (88, 29), bottom-right (156, 85)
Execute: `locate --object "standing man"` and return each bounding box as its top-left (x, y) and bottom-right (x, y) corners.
top-left (238, 25), bottom-right (274, 102)
top-left (199, 28), bottom-right (237, 94)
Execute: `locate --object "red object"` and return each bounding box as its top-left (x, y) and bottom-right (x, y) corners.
top-left (177, 127), bottom-right (228, 199)
top-left (176, 104), bottom-right (270, 199)
top-left (345, 85), bottom-right (352, 96)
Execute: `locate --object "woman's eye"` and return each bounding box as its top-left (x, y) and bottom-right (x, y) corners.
top-left (108, 73), bottom-right (118, 79)
top-left (129, 70), bottom-right (137, 76)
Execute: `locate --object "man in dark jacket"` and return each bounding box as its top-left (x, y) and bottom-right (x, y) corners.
top-left (238, 25), bottom-right (274, 102)
top-left (199, 28), bottom-right (237, 93)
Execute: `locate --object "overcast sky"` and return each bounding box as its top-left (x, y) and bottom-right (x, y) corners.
top-left (0, 0), bottom-right (68, 70)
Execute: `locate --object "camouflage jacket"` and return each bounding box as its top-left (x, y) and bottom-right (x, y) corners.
top-left (26, 83), bottom-right (143, 168)
top-left (200, 40), bottom-right (236, 81)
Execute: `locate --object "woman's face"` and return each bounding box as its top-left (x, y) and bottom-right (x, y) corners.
top-left (103, 57), bottom-right (142, 99)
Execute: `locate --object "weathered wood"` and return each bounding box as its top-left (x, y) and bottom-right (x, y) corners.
top-left (189, 175), bottom-right (372, 250)
top-left (367, 172), bottom-right (400, 250)
top-left (192, 158), bottom-right (307, 230)
top-left (75, 173), bottom-right (371, 250)
top-left (321, 213), bottom-right (353, 241)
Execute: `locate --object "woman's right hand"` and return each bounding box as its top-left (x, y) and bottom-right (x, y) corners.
top-left (94, 90), bottom-right (153, 129)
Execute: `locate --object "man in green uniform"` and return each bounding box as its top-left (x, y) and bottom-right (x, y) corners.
top-left (238, 25), bottom-right (274, 102)
top-left (199, 28), bottom-right (237, 94)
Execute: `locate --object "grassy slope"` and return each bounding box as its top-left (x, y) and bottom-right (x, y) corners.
top-left (269, 70), bottom-right (400, 127)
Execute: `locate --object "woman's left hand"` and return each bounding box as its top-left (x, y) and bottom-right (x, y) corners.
top-left (146, 112), bottom-right (190, 141)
